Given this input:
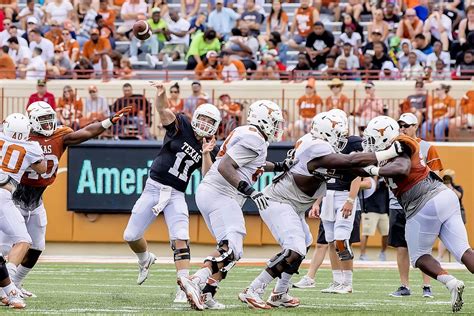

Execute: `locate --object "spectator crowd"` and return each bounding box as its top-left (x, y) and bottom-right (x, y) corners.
top-left (0, 0), bottom-right (473, 81)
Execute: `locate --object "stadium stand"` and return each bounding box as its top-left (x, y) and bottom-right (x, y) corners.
top-left (0, 0), bottom-right (474, 141)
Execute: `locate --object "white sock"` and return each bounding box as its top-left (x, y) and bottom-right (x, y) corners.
top-left (274, 272), bottom-right (292, 293)
top-left (332, 270), bottom-right (343, 284)
top-left (436, 273), bottom-right (455, 286)
top-left (2, 282), bottom-right (16, 295)
top-left (250, 270), bottom-right (274, 290)
top-left (136, 251), bottom-right (150, 265)
top-left (343, 270), bottom-right (353, 286)
top-left (177, 269), bottom-right (189, 278)
top-left (11, 265), bottom-right (31, 287)
top-left (193, 267), bottom-right (212, 284)
top-left (6, 263), bottom-right (17, 280)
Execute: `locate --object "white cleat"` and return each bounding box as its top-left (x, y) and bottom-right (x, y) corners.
top-left (446, 279), bottom-right (464, 313)
top-left (1, 295), bottom-right (8, 306)
top-left (321, 282), bottom-right (341, 294)
top-left (202, 292), bottom-right (225, 309)
top-left (293, 276), bottom-right (315, 289)
top-left (137, 252), bottom-right (157, 285)
top-left (239, 287), bottom-right (271, 309)
top-left (19, 287), bottom-right (37, 298)
top-left (267, 290), bottom-right (300, 308)
top-left (332, 283), bottom-right (353, 294)
top-left (177, 276), bottom-right (204, 311)
top-left (6, 290), bottom-right (26, 309)
top-left (173, 287), bottom-right (188, 303)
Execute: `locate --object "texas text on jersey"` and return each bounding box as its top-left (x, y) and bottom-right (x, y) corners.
top-left (149, 114), bottom-right (217, 192)
top-left (13, 126), bottom-right (73, 209)
top-left (326, 136), bottom-right (363, 191)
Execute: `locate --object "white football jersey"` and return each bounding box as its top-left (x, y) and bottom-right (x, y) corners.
top-left (290, 133), bottom-right (334, 177)
top-left (264, 133), bottom-right (334, 213)
top-left (201, 125), bottom-right (268, 199)
top-left (0, 133), bottom-right (44, 184)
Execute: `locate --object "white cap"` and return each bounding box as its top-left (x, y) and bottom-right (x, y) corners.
top-left (398, 112), bottom-right (418, 125)
top-left (27, 16), bottom-right (38, 24)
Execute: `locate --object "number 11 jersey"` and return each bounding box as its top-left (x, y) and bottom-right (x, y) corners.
top-left (150, 114), bottom-right (214, 192)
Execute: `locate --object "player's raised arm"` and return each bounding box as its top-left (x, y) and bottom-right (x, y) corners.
top-left (149, 81), bottom-right (176, 126)
top-left (201, 136), bottom-right (216, 176)
top-left (63, 106), bottom-right (132, 146)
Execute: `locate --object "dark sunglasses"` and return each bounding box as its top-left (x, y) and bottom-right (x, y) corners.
top-left (399, 123), bottom-right (414, 128)
top-left (170, 90), bottom-right (179, 93)
top-left (89, 90), bottom-right (97, 93)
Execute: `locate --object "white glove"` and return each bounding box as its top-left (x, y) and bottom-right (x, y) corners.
top-left (363, 165), bottom-right (380, 176)
top-left (249, 190), bottom-right (269, 211)
top-left (375, 141), bottom-right (404, 162)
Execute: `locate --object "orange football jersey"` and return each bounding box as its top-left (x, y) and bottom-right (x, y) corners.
top-left (390, 135), bottom-right (430, 197)
top-left (21, 127), bottom-right (73, 187)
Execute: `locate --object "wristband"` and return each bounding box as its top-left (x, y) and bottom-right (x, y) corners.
top-left (0, 173), bottom-right (10, 185)
top-left (272, 161), bottom-right (285, 172)
top-left (346, 197), bottom-right (355, 204)
top-left (101, 118), bottom-right (113, 129)
top-left (237, 180), bottom-right (254, 196)
top-left (368, 166), bottom-right (380, 176)
top-left (375, 146), bottom-right (398, 162)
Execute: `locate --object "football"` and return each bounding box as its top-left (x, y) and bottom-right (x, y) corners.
top-left (132, 20), bottom-right (151, 41)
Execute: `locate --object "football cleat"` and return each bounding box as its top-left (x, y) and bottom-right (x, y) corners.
top-left (446, 279), bottom-right (464, 313)
top-left (137, 252), bottom-right (157, 285)
top-left (173, 286), bottom-right (187, 303)
top-left (333, 283), bottom-right (353, 294)
top-left (239, 287), bottom-right (271, 310)
top-left (267, 289), bottom-right (300, 308)
top-left (177, 276), bottom-right (204, 311)
top-left (379, 251), bottom-right (387, 261)
top-left (321, 282), bottom-right (341, 294)
top-left (293, 276), bottom-right (315, 289)
top-left (390, 286), bottom-right (411, 297)
top-left (1, 294), bottom-right (8, 306)
top-left (6, 290), bottom-right (26, 309)
top-left (19, 287), bottom-right (37, 298)
top-left (359, 254), bottom-right (369, 261)
top-left (202, 292), bottom-right (225, 310)
top-left (422, 286), bottom-right (434, 299)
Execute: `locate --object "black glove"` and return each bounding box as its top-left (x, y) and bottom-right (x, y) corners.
top-left (272, 148), bottom-right (299, 172)
top-left (237, 180), bottom-right (269, 211)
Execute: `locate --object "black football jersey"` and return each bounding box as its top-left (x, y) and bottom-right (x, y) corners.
top-left (327, 136), bottom-right (363, 191)
top-left (149, 114), bottom-right (217, 192)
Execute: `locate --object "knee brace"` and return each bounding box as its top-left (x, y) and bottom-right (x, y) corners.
top-left (0, 255), bottom-right (8, 281)
top-left (335, 240), bottom-right (354, 261)
top-left (267, 249), bottom-right (304, 278)
top-left (204, 240), bottom-right (236, 279)
top-left (170, 240), bottom-right (190, 262)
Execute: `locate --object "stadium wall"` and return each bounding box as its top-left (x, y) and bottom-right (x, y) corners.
top-left (44, 142), bottom-right (473, 247)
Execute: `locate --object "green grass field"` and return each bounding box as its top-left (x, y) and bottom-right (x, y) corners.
top-left (3, 263), bottom-right (472, 315)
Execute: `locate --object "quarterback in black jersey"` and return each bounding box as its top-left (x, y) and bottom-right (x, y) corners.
top-left (123, 82), bottom-right (221, 303)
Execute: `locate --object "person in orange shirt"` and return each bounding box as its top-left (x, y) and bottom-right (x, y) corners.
top-left (60, 29), bottom-right (80, 63)
top-left (288, 0), bottom-right (319, 51)
top-left (44, 20), bottom-right (64, 46)
top-left (82, 28), bottom-right (112, 80)
top-left (0, 45), bottom-right (16, 79)
top-left (325, 78), bottom-right (350, 112)
top-left (194, 50), bottom-right (220, 80)
top-left (168, 82), bottom-right (184, 114)
top-left (289, 78), bottom-right (322, 138)
top-left (98, 0), bottom-right (116, 31)
top-left (56, 85), bottom-right (84, 130)
top-left (421, 83), bottom-right (457, 141)
top-left (460, 89), bottom-right (474, 128)
top-left (218, 51), bottom-right (246, 81)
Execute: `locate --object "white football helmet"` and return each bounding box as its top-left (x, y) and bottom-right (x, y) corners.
top-left (27, 101), bottom-right (57, 136)
top-left (2, 113), bottom-right (31, 141)
top-left (328, 108), bottom-right (348, 132)
top-left (363, 116), bottom-right (400, 152)
top-left (191, 103), bottom-right (221, 138)
top-left (311, 111), bottom-right (348, 152)
top-left (247, 100), bottom-right (284, 142)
